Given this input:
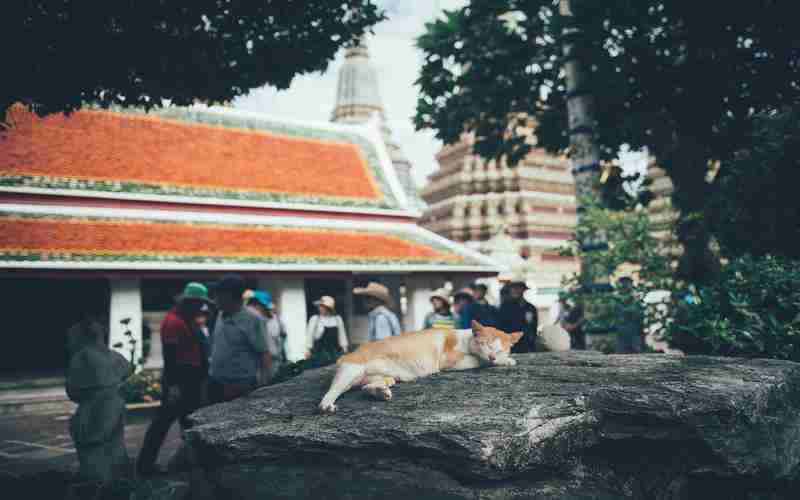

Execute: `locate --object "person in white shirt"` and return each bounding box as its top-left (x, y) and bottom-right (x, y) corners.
top-left (306, 296), bottom-right (348, 367)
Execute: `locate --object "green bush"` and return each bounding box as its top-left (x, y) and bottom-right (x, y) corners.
top-left (120, 370), bottom-right (162, 404)
top-left (664, 255), bottom-right (800, 360)
top-left (269, 350), bottom-right (341, 385)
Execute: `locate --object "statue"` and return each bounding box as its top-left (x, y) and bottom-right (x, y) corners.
top-left (65, 316), bottom-right (132, 482)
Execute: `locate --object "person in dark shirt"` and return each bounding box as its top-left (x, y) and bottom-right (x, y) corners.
top-left (561, 299), bottom-right (586, 350)
top-left (453, 287), bottom-right (499, 329)
top-left (498, 277), bottom-right (538, 353)
top-left (614, 277), bottom-right (645, 353)
top-left (137, 282), bottom-right (213, 476)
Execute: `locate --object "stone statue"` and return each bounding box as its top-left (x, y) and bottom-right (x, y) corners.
top-left (65, 317), bottom-right (132, 482)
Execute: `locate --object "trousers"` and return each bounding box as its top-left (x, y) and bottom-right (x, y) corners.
top-left (136, 367), bottom-right (205, 473)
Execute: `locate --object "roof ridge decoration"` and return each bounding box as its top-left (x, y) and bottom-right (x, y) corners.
top-left (0, 104), bottom-right (413, 215)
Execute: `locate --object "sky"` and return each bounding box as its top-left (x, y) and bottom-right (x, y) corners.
top-left (234, 1), bottom-right (468, 189)
top-left (233, 1), bottom-right (647, 191)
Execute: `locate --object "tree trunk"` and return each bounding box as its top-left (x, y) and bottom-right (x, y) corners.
top-left (559, 0), bottom-right (609, 293)
top-left (668, 136), bottom-right (721, 286)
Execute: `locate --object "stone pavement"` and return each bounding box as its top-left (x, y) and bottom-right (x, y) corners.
top-left (0, 409), bottom-right (181, 478)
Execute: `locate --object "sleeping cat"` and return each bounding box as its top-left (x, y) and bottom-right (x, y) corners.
top-left (319, 321), bottom-right (522, 413)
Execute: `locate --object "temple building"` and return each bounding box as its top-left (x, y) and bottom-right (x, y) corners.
top-left (419, 131), bottom-right (580, 316)
top-left (331, 43), bottom-right (425, 210)
top-left (0, 104), bottom-right (497, 378)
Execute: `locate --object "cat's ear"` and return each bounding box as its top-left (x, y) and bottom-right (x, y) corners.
top-left (509, 331), bottom-right (523, 345)
top-left (471, 321), bottom-right (484, 335)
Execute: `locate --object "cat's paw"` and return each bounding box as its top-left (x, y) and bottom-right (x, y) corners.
top-left (379, 387), bottom-right (393, 401)
top-left (319, 401), bottom-right (337, 414)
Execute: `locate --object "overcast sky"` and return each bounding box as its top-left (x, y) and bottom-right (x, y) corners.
top-left (234, 1), bottom-right (468, 188)
top-left (233, 1), bottom-right (648, 190)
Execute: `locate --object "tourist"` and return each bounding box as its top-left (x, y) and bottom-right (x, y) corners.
top-left (423, 288), bottom-right (456, 330)
top-left (136, 282), bottom-right (211, 476)
top-left (66, 316), bottom-right (132, 482)
top-left (261, 292), bottom-right (288, 379)
top-left (454, 285), bottom-right (498, 329)
top-left (497, 276), bottom-right (538, 353)
top-left (208, 274), bottom-right (271, 403)
top-left (452, 288), bottom-right (475, 329)
top-left (560, 296), bottom-right (586, 350)
top-left (306, 295), bottom-right (349, 367)
top-left (354, 282), bottom-right (401, 341)
top-left (472, 283), bottom-right (491, 306)
top-left (247, 290), bottom-right (287, 383)
top-left (614, 277), bottom-right (645, 354)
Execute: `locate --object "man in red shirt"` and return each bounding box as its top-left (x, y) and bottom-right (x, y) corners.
top-left (136, 282), bottom-right (212, 476)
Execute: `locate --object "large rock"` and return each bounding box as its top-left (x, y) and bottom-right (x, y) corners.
top-left (183, 353), bottom-right (800, 499)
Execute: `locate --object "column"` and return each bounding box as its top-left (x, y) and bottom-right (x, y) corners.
top-left (343, 277), bottom-right (356, 349)
top-left (271, 278), bottom-right (307, 363)
top-left (109, 278), bottom-right (143, 369)
top-left (403, 275), bottom-right (439, 332)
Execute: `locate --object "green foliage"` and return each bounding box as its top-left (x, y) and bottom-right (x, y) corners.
top-left (416, 1), bottom-right (800, 172)
top-left (112, 317), bottom-right (162, 403)
top-left (664, 255), bottom-right (800, 360)
top-left (709, 106), bottom-right (800, 260)
top-left (269, 350), bottom-right (340, 386)
top-left (415, 0), bottom-right (800, 283)
top-left (120, 370), bottom-right (162, 404)
top-left (558, 198), bottom-right (674, 347)
top-left (2, 1), bottom-right (384, 120)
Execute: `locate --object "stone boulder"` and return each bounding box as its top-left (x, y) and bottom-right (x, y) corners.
top-left (183, 353), bottom-right (800, 499)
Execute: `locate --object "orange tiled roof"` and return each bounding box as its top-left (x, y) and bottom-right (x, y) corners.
top-left (1, 105), bottom-right (399, 209)
top-left (0, 214), bottom-right (465, 266)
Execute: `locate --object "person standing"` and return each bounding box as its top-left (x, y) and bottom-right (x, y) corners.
top-left (560, 296), bottom-right (587, 351)
top-left (497, 276), bottom-right (538, 353)
top-left (354, 282), bottom-right (401, 342)
top-left (137, 282), bottom-right (212, 476)
top-left (472, 283), bottom-right (491, 306)
top-left (614, 277), bottom-right (645, 353)
top-left (247, 290), bottom-right (287, 383)
top-left (423, 288), bottom-right (456, 330)
top-left (208, 274), bottom-right (271, 403)
top-left (452, 287), bottom-right (475, 330)
top-left (306, 295), bottom-right (348, 367)
top-left (454, 285), bottom-right (498, 329)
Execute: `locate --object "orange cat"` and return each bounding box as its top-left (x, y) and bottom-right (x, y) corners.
top-left (319, 321), bottom-right (521, 413)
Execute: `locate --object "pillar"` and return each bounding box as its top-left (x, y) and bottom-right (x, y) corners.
top-left (270, 278), bottom-right (307, 363)
top-left (403, 275), bottom-right (439, 331)
top-left (109, 278), bottom-right (143, 369)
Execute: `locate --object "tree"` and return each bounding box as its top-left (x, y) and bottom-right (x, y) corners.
top-left (2, 1), bottom-right (383, 120)
top-left (557, 0), bottom-right (606, 294)
top-left (708, 106), bottom-right (800, 260)
top-left (415, 0), bottom-right (800, 286)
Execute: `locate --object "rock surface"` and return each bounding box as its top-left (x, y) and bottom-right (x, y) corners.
top-left (183, 353), bottom-right (800, 499)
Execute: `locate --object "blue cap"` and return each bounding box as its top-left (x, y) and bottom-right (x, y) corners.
top-left (253, 290), bottom-right (274, 310)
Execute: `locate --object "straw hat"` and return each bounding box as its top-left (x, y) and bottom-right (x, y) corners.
top-left (497, 272), bottom-right (513, 283)
top-left (313, 295), bottom-right (336, 312)
top-left (429, 288), bottom-right (451, 304)
top-left (353, 282), bottom-right (393, 308)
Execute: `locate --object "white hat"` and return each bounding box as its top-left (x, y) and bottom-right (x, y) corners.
top-left (353, 282), bottom-right (393, 308)
top-left (313, 295), bottom-right (336, 312)
top-left (429, 288), bottom-right (450, 303)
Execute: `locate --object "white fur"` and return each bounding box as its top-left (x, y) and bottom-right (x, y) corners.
top-left (319, 326), bottom-right (514, 413)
